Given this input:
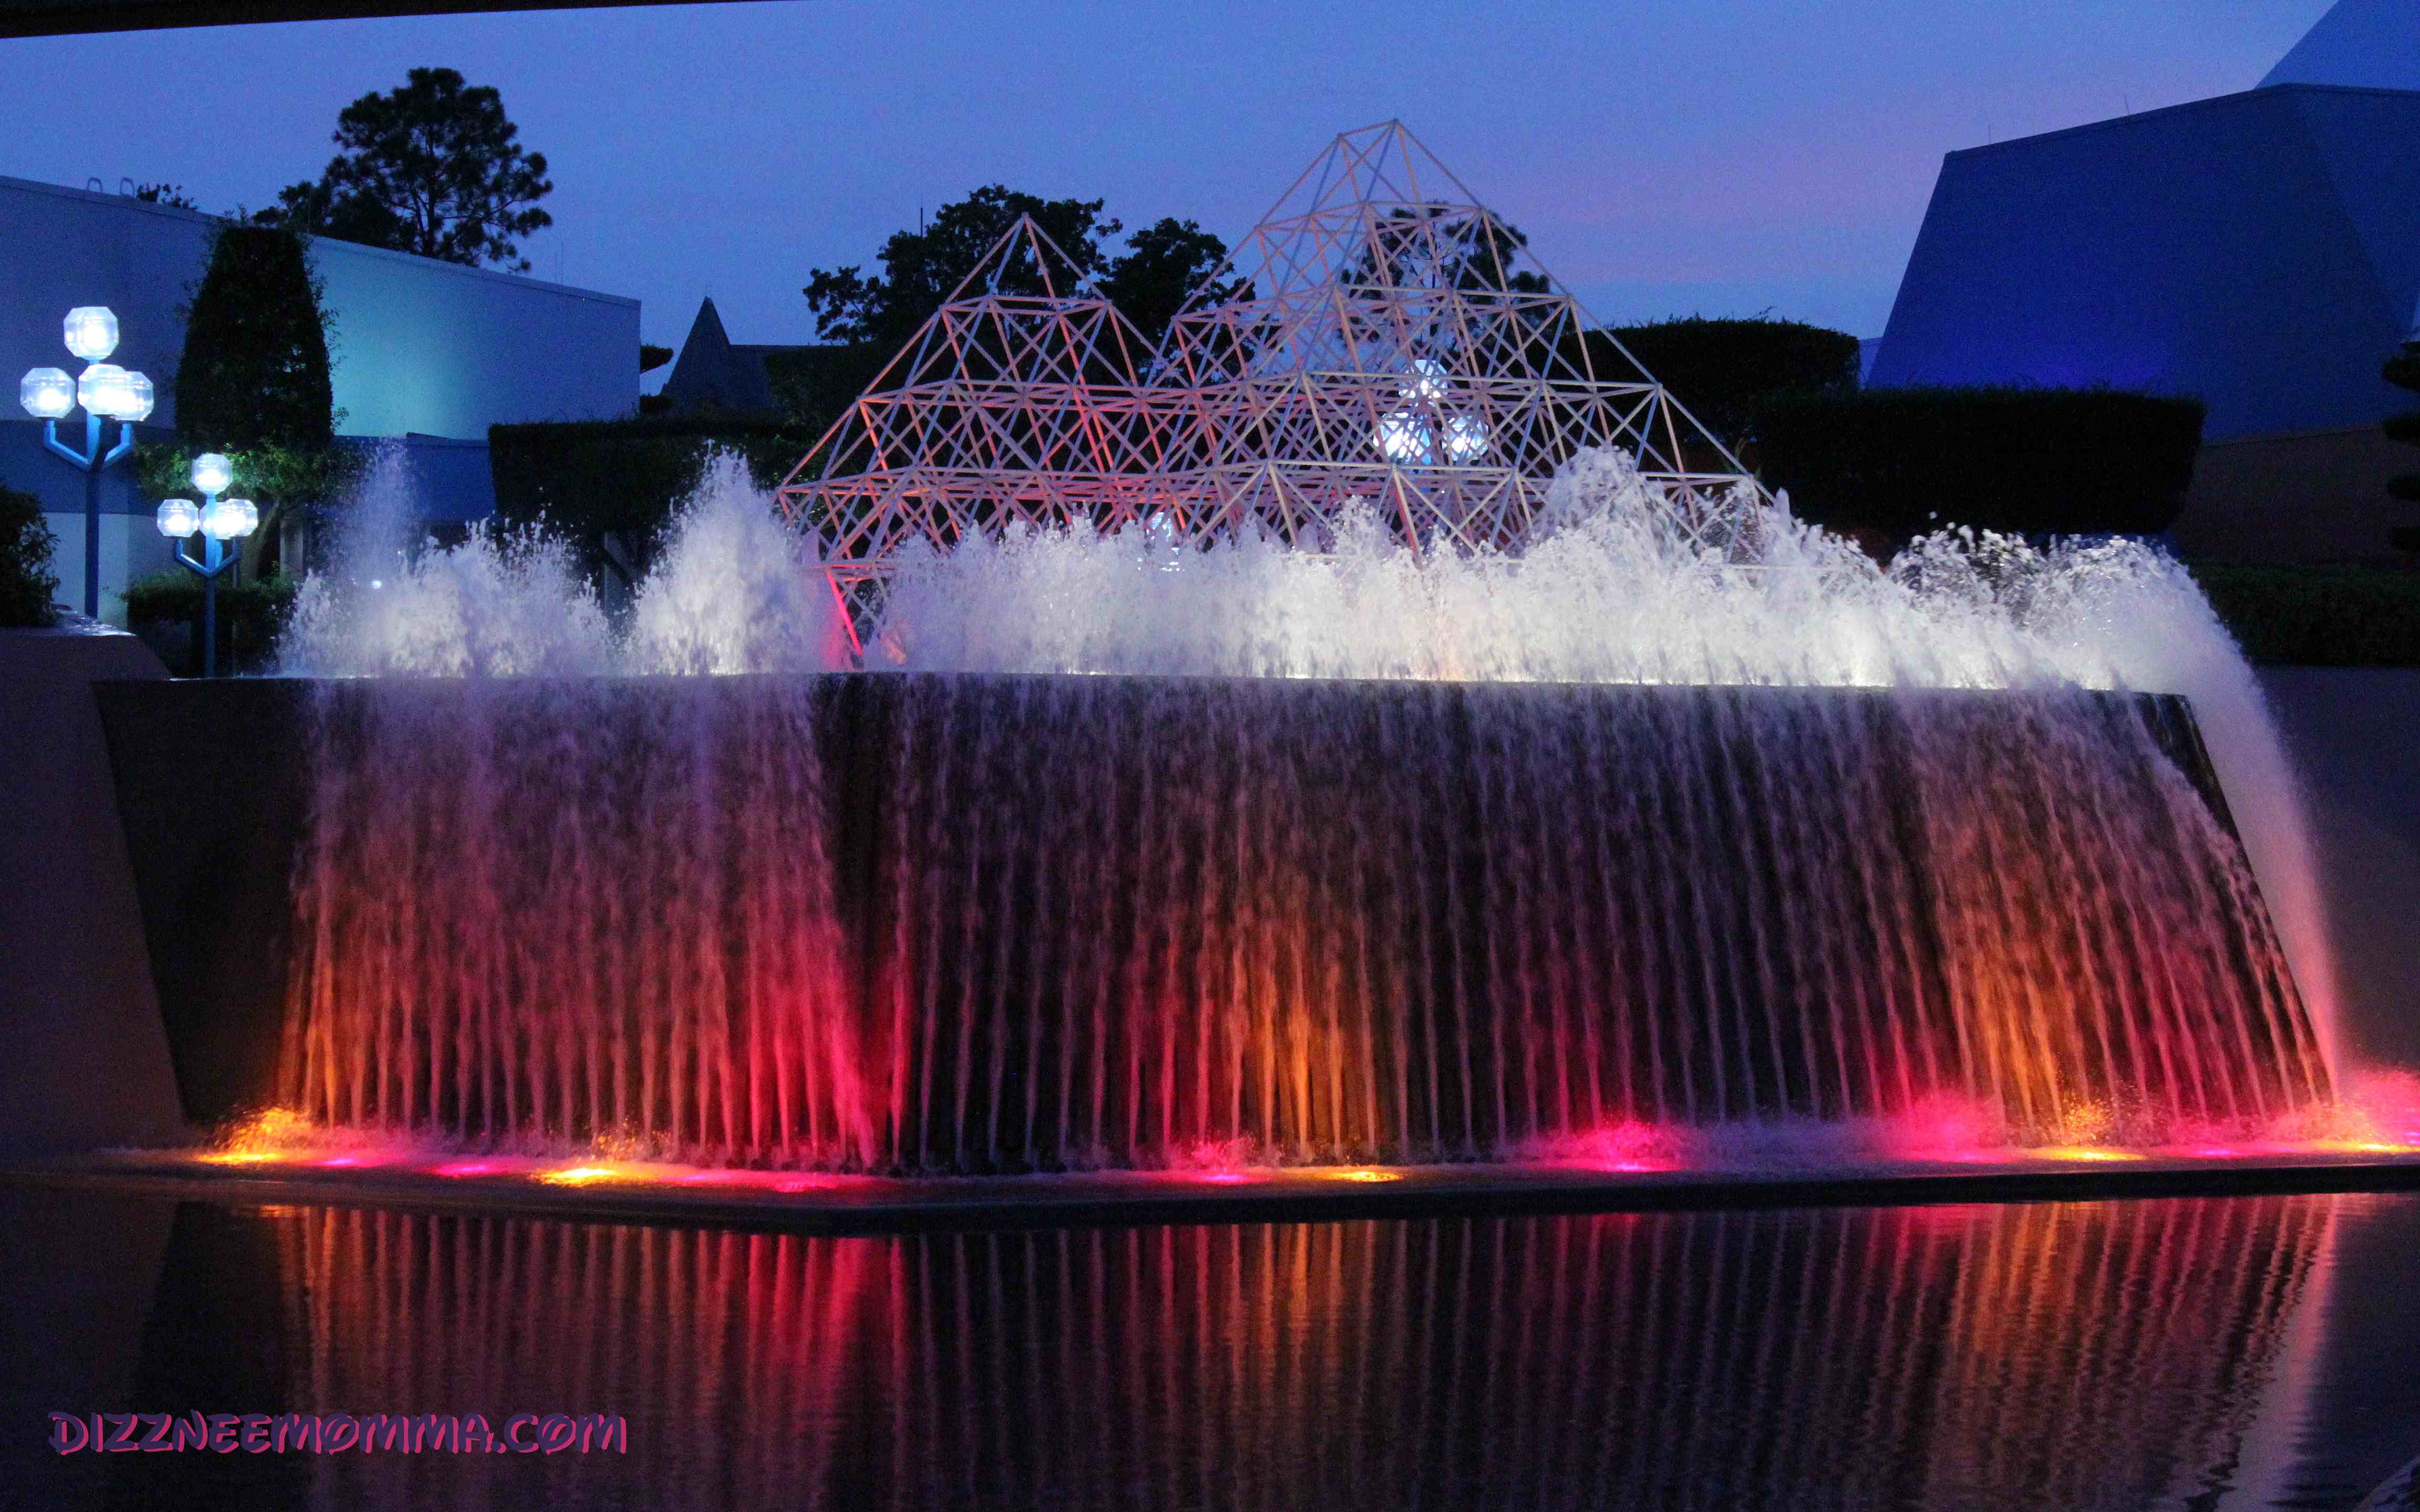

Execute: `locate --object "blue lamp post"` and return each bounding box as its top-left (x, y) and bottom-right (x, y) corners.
top-left (155, 453), bottom-right (256, 678)
top-left (19, 307), bottom-right (153, 620)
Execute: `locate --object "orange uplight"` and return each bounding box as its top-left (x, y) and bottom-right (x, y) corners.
top-left (1322, 1168), bottom-right (1402, 1183)
top-left (198, 1150), bottom-right (281, 1165)
top-left (2029, 1147), bottom-right (2145, 1163)
top-left (537, 1165), bottom-right (624, 1186)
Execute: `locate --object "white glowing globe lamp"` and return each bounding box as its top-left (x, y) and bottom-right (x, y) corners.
top-left (121, 372), bottom-right (155, 422)
top-left (77, 363), bottom-right (134, 418)
top-left (204, 498), bottom-right (258, 541)
top-left (1401, 359), bottom-right (1449, 403)
top-left (1374, 410), bottom-right (1431, 464)
top-left (155, 499), bottom-right (201, 539)
top-left (1443, 414), bottom-right (1490, 462)
top-left (20, 367), bottom-right (75, 419)
top-left (190, 453), bottom-right (234, 495)
top-left (64, 307), bottom-right (120, 362)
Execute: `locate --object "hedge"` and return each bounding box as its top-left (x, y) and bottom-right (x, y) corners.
top-left (1754, 387), bottom-right (2206, 539)
top-left (121, 570), bottom-right (301, 675)
top-left (488, 415), bottom-right (820, 588)
top-left (1581, 318), bottom-right (1861, 444)
top-left (2189, 563), bottom-right (2420, 666)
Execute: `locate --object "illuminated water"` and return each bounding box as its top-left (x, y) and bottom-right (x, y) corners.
top-left (12, 1188), bottom-right (2420, 1511)
top-left (267, 449), bottom-right (2342, 1169)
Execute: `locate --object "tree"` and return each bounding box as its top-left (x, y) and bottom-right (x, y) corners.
top-left (0, 481), bottom-right (60, 627)
top-left (803, 186), bottom-right (1122, 352)
top-left (144, 225), bottom-right (353, 573)
top-left (264, 67), bottom-right (552, 272)
top-left (1099, 217), bottom-right (1241, 348)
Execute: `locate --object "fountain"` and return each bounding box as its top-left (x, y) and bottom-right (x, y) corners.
top-left (90, 123), bottom-right (2385, 1187)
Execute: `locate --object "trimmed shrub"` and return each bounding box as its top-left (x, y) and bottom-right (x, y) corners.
top-left (2386, 340), bottom-right (2419, 509)
top-left (1754, 387), bottom-right (2206, 539)
top-left (2189, 564), bottom-right (2420, 666)
top-left (176, 225), bottom-right (336, 455)
top-left (121, 570), bottom-right (301, 675)
top-left (1, 482), bottom-right (60, 627)
top-left (1582, 317), bottom-right (1862, 445)
top-left (488, 415), bottom-right (816, 590)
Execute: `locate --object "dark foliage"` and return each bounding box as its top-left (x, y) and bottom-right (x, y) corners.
top-left (262, 67), bottom-right (552, 272)
top-left (120, 570), bottom-right (301, 675)
top-left (803, 188), bottom-right (1237, 360)
top-left (2190, 563), bottom-right (2420, 666)
top-left (1587, 317), bottom-right (1862, 445)
top-left (804, 187), bottom-right (1120, 352)
top-left (2386, 340), bottom-right (2420, 507)
top-left (1100, 217), bottom-right (1244, 348)
top-left (0, 482), bottom-right (60, 627)
top-left (641, 343), bottom-right (673, 374)
top-left (174, 225), bottom-right (336, 456)
top-left (488, 416), bottom-right (813, 590)
top-left (1754, 387), bottom-right (2206, 539)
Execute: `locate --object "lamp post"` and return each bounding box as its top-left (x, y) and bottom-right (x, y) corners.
top-left (20, 307), bottom-right (153, 620)
top-left (155, 453), bottom-right (256, 678)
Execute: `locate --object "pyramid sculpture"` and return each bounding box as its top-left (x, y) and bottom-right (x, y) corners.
top-left (775, 122), bottom-right (1761, 635)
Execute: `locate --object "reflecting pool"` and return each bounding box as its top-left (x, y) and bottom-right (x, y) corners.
top-left (7, 1190), bottom-right (2417, 1511)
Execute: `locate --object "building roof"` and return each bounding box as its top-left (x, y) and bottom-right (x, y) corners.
top-left (660, 296), bottom-right (843, 415)
top-left (1867, 83), bottom-right (2420, 438)
top-left (2262, 0), bottom-right (2420, 92)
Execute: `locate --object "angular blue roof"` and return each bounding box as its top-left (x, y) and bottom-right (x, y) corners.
top-left (1867, 84), bottom-right (2420, 438)
top-left (2263, 0), bottom-right (2420, 92)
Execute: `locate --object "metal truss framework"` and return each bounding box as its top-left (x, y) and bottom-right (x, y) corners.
top-left (774, 121), bottom-right (1762, 634)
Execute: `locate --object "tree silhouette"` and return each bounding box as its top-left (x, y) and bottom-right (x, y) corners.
top-left (263, 67), bottom-right (552, 272)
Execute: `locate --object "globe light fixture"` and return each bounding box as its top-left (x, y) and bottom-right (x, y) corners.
top-left (203, 498), bottom-right (258, 542)
top-left (20, 306), bottom-right (143, 617)
top-left (155, 499), bottom-right (201, 539)
top-left (1443, 414), bottom-right (1490, 463)
top-left (171, 457), bottom-right (250, 676)
top-left (63, 306), bottom-right (120, 362)
top-left (19, 368), bottom-right (74, 421)
top-left (190, 453), bottom-right (235, 495)
top-left (1371, 357), bottom-right (1488, 468)
top-left (77, 363), bottom-right (135, 418)
top-left (1374, 410), bottom-right (1431, 465)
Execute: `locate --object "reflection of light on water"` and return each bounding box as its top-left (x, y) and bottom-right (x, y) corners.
top-left (536, 1165), bottom-right (626, 1186)
top-left (253, 1194), bottom-right (2341, 1511)
top-left (2029, 1147), bottom-right (2146, 1163)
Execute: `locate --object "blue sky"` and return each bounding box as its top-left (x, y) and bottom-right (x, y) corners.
top-left (0, 1), bottom-right (2335, 351)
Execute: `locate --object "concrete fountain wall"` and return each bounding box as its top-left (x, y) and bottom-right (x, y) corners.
top-left (0, 631), bottom-right (184, 1156)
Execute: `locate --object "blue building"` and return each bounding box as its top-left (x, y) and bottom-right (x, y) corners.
top-left (1, 174), bottom-right (640, 621)
top-left (1868, 0), bottom-right (2420, 560)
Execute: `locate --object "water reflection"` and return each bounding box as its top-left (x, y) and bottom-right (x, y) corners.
top-left (18, 1193), bottom-right (2420, 1511)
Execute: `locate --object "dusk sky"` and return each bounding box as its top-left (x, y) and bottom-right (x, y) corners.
top-left (0, 0), bottom-right (2336, 361)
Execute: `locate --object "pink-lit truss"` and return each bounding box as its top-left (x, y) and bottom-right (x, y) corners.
top-left (773, 121), bottom-right (1762, 634)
